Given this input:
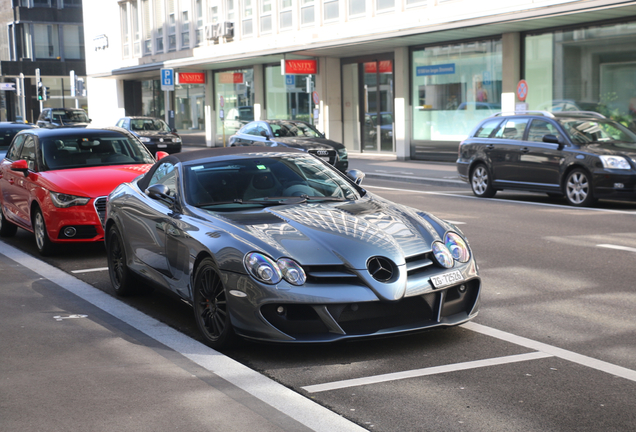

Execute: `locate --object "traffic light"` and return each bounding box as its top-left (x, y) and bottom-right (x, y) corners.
top-left (37, 82), bottom-right (43, 101)
top-left (43, 86), bottom-right (49, 101)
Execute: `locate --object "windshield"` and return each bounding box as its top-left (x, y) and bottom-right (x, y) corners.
top-left (131, 118), bottom-right (171, 132)
top-left (52, 110), bottom-right (89, 123)
top-left (185, 154), bottom-right (360, 209)
top-left (41, 134), bottom-right (155, 170)
top-left (271, 122), bottom-right (323, 138)
top-left (560, 119), bottom-right (636, 144)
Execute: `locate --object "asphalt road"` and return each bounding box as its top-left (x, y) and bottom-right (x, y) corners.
top-left (2, 172), bottom-right (636, 431)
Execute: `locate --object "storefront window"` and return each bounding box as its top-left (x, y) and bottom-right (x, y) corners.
top-left (141, 80), bottom-right (164, 118)
top-left (265, 65), bottom-right (313, 124)
top-left (525, 21), bottom-right (636, 128)
top-left (411, 39), bottom-right (502, 141)
top-left (175, 84), bottom-right (205, 130)
top-left (214, 69), bottom-right (254, 145)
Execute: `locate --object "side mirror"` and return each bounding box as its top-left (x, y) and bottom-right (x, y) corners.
top-left (346, 169), bottom-right (365, 185)
top-left (155, 151), bottom-right (169, 160)
top-left (171, 128), bottom-right (178, 133)
top-left (260, 130), bottom-right (270, 140)
top-left (89, 119), bottom-right (92, 123)
top-left (146, 184), bottom-right (175, 206)
top-left (542, 134), bottom-right (565, 148)
top-left (10, 159), bottom-right (30, 177)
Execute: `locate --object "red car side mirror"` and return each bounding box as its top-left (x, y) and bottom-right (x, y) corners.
top-left (10, 159), bottom-right (30, 177)
top-left (155, 151), bottom-right (169, 160)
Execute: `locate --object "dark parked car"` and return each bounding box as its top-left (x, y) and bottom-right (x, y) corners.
top-left (457, 111), bottom-right (636, 206)
top-left (116, 116), bottom-right (182, 155)
top-left (37, 108), bottom-right (91, 129)
top-left (228, 120), bottom-right (348, 172)
top-left (0, 122), bottom-right (38, 159)
top-left (105, 146), bottom-right (480, 348)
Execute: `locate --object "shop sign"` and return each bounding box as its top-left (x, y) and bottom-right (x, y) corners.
top-left (416, 63), bottom-right (456, 76)
top-left (178, 72), bottom-right (206, 84)
top-left (218, 72), bottom-right (244, 84)
top-left (284, 60), bottom-right (317, 75)
top-left (364, 60), bottom-right (393, 74)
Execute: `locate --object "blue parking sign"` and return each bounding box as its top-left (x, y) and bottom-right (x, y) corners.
top-left (161, 68), bottom-right (174, 91)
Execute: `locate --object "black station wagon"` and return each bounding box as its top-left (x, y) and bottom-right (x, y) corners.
top-left (456, 111), bottom-right (636, 206)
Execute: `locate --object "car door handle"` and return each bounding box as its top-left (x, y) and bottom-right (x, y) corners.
top-left (520, 147), bottom-right (530, 153)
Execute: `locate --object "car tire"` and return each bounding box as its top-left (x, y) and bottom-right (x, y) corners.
top-left (193, 258), bottom-right (236, 349)
top-left (106, 225), bottom-right (139, 296)
top-left (0, 206), bottom-right (18, 237)
top-left (470, 164), bottom-right (496, 198)
top-left (33, 207), bottom-right (55, 256)
top-left (564, 168), bottom-right (596, 207)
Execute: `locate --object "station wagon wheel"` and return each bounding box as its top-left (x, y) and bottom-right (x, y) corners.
top-left (193, 258), bottom-right (236, 349)
top-left (0, 206), bottom-right (18, 237)
top-left (33, 207), bottom-right (55, 256)
top-left (565, 168), bottom-right (596, 207)
top-left (107, 225), bottom-right (138, 296)
top-left (470, 164), bottom-right (496, 198)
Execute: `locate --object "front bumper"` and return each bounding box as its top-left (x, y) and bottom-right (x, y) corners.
top-left (592, 170), bottom-right (636, 201)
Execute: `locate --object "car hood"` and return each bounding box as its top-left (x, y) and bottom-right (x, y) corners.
top-left (273, 137), bottom-right (344, 150)
top-left (54, 122), bottom-right (90, 128)
top-left (38, 165), bottom-right (152, 197)
top-left (135, 131), bottom-right (178, 138)
top-left (580, 141), bottom-right (636, 157)
top-left (206, 195), bottom-right (452, 301)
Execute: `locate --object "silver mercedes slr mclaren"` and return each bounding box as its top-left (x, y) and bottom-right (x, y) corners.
top-left (104, 146), bottom-right (481, 348)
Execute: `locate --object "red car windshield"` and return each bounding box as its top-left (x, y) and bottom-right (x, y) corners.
top-left (41, 135), bottom-right (155, 170)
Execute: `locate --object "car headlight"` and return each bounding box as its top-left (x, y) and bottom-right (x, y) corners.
top-left (50, 192), bottom-right (90, 208)
top-left (432, 241), bottom-right (454, 269)
top-left (277, 258), bottom-right (307, 285)
top-left (244, 253), bottom-right (307, 285)
top-left (172, 137), bottom-right (182, 143)
top-left (600, 155), bottom-right (631, 170)
top-left (337, 148), bottom-right (348, 160)
top-left (445, 232), bottom-right (470, 263)
top-left (139, 136), bottom-right (151, 143)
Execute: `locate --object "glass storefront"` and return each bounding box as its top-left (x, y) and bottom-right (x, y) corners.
top-left (214, 69), bottom-right (254, 146)
top-left (141, 79), bottom-right (164, 118)
top-left (265, 64), bottom-right (314, 123)
top-left (411, 39), bottom-right (502, 142)
top-left (525, 21), bottom-right (636, 130)
top-left (174, 83), bottom-right (205, 130)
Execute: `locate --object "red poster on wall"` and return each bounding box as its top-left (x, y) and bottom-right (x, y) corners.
top-left (177, 72), bottom-right (206, 84)
top-left (284, 60), bottom-right (318, 74)
top-left (218, 72), bottom-right (244, 84)
top-left (364, 60), bottom-right (393, 74)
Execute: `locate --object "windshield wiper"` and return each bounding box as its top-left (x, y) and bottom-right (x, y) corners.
top-left (196, 197), bottom-right (308, 207)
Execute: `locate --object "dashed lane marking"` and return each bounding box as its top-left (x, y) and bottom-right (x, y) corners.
top-left (596, 244), bottom-right (636, 253)
top-left (71, 267), bottom-right (109, 274)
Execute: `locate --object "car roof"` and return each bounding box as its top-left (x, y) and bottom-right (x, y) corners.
top-left (125, 116), bottom-right (163, 120)
top-left (17, 127), bottom-right (131, 139)
top-left (490, 110), bottom-right (607, 121)
top-left (0, 122), bottom-right (37, 129)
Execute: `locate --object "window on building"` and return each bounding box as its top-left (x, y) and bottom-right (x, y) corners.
top-left (167, 0), bottom-right (177, 51)
top-left (243, 0), bottom-right (253, 36)
top-left (181, 10), bottom-right (190, 48)
top-left (324, 0), bottom-right (339, 21)
top-left (377, 0), bottom-right (395, 10)
top-left (226, 0), bottom-right (235, 21)
top-left (154, 0), bottom-right (164, 52)
top-left (280, 0), bottom-right (292, 29)
top-left (261, 0), bottom-right (272, 33)
top-left (121, 2), bottom-right (130, 57)
top-left (33, 24), bottom-right (59, 59)
top-left (131, 1), bottom-right (141, 56)
top-left (20, 24), bottom-right (34, 60)
top-left (195, 0), bottom-right (204, 45)
top-left (349, 0), bottom-right (365, 15)
top-left (301, 0), bottom-right (314, 25)
top-left (63, 25), bottom-right (84, 59)
top-left (142, 0), bottom-right (152, 54)
top-left (63, 0), bottom-right (83, 6)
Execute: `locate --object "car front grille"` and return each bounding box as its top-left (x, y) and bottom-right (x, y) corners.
top-left (308, 149), bottom-right (337, 166)
top-left (94, 196), bottom-right (107, 225)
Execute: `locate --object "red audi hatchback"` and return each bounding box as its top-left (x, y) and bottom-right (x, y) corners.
top-left (0, 127), bottom-right (165, 255)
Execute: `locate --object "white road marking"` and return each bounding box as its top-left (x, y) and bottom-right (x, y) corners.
top-left (302, 351), bottom-right (553, 393)
top-left (365, 185), bottom-right (636, 215)
top-left (71, 267), bottom-right (108, 274)
top-left (596, 244), bottom-right (636, 253)
top-left (0, 241), bottom-right (366, 432)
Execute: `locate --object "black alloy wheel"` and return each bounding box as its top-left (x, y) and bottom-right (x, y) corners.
top-left (470, 164), bottom-right (496, 198)
top-left (0, 206), bottom-right (18, 237)
top-left (107, 225), bottom-right (138, 296)
top-left (565, 168), bottom-right (596, 207)
top-left (193, 258), bottom-right (236, 349)
top-left (33, 207), bottom-right (55, 256)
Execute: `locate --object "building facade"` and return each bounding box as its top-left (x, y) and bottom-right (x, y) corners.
top-left (83, 0), bottom-right (636, 160)
top-left (0, 0), bottom-right (87, 123)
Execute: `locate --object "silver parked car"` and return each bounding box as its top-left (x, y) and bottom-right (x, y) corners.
top-left (105, 146), bottom-right (481, 348)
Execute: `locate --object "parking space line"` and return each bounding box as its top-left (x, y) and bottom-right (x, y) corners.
top-left (463, 322), bottom-right (636, 383)
top-left (596, 244), bottom-right (636, 253)
top-left (71, 267), bottom-right (109, 274)
top-left (302, 351), bottom-right (552, 393)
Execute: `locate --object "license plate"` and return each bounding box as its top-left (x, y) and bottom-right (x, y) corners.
top-left (430, 270), bottom-right (464, 289)
top-left (157, 144), bottom-right (167, 148)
